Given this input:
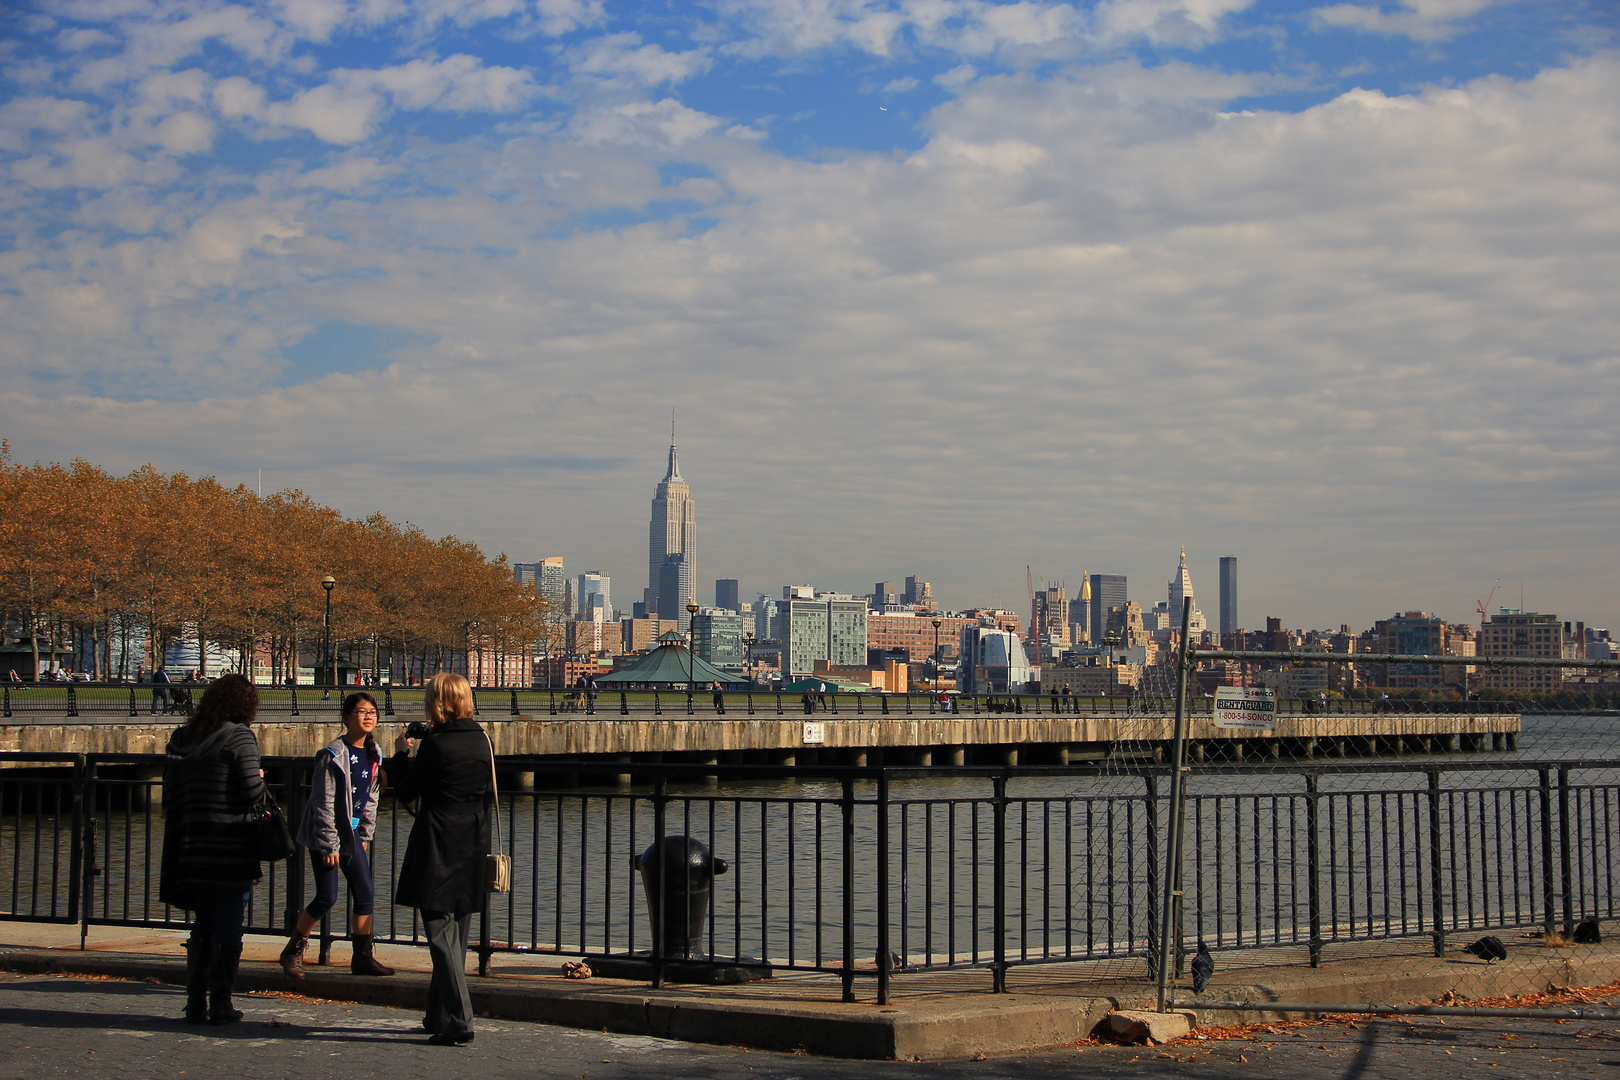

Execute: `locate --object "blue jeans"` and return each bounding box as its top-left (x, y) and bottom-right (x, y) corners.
top-left (189, 882), bottom-right (250, 946)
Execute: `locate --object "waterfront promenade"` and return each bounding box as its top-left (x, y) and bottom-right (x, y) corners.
top-left (7, 916), bottom-right (1620, 1072)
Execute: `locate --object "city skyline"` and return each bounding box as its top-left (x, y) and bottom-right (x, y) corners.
top-left (2, 2), bottom-right (1616, 631)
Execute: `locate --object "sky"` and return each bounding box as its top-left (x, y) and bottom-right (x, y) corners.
top-left (1, 0), bottom-right (1617, 633)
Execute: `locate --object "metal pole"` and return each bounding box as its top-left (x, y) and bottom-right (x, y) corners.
top-left (1155, 596), bottom-right (1194, 1013)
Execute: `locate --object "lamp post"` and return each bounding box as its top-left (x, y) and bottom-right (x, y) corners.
top-left (321, 575), bottom-right (336, 697)
top-left (686, 601), bottom-right (700, 694)
top-left (933, 621), bottom-right (946, 689)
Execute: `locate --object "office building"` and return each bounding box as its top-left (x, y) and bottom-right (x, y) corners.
top-left (866, 612), bottom-right (969, 664)
top-left (1088, 574), bottom-right (1127, 643)
top-left (781, 593), bottom-right (868, 681)
top-left (1478, 610), bottom-right (1565, 693)
top-left (692, 609), bottom-right (745, 673)
top-left (873, 581), bottom-right (898, 607)
top-left (646, 427), bottom-right (696, 620)
top-left (1219, 556), bottom-right (1238, 636)
top-left (657, 554), bottom-right (693, 629)
top-left (576, 571), bottom-right (610, 619)
top-left (1370, 611), bottom-right (1446, 689)
top-left (715, 578), bottom-right (739, 612)
top-left (902, 576), bottom-right (935, 611)
top-left (1166, 548), bottom-right (1207, 634)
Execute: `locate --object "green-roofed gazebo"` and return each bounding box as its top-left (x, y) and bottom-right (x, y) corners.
top-left (596, 636), bottom-right (746, 689)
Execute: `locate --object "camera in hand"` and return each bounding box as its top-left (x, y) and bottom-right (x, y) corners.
top-left (405, 721), bottom-right (431, 739)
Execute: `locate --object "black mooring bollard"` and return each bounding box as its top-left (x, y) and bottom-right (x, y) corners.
top-left (633, 836), bottom-right (728, 959)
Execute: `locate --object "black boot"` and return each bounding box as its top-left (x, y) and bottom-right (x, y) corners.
top-left (350, 934), bottom-right (394, 977)
top-left (208, 941), bottom-right (244, 1025)
top-left (278, 935), bottom-right (307, 979)
top-left (183, 938), bottom-right (211, 1024)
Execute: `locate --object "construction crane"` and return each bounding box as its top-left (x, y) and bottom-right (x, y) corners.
top-left (1476, 578), bottom-right (1501, 621)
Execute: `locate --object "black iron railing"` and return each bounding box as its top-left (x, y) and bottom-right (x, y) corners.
top-left (3, 752), bottom-right (1617, 1002)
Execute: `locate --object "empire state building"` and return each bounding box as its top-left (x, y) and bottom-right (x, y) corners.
top-left (646, 431), bottom-right (696, 627)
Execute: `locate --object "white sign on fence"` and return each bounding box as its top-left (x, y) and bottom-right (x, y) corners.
top-left (802, 721), bottom-right (826, 745)
top-left (1212, 686), bottom-right (1278, 730)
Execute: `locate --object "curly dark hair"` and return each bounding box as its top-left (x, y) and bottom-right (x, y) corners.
top-left (187, 674), bottom-right (260, 734)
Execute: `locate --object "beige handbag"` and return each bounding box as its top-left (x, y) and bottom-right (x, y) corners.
top-left (483, 734), bottom-right (512, 894)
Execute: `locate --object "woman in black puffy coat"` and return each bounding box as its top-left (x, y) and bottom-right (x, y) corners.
top-left (387, 672), bottom-right (492, 1046)
top-left (160, 674), bottom-right (266, 1025)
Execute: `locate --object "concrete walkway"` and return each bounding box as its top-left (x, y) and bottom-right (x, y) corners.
top-left (3, 921), bottom-right (1617, 1059)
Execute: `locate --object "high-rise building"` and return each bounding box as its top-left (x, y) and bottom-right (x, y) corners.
top-left (513, 556), bottom-right (568, 614)
top-left (873, 581), bottom-right (898, 606)
top-left (646, 426), bottom-right (695, 621)
top-left (1088, 574), bottom-right (1127, 642)
top-left (1034, 585), bottom-right (1070, 659)
top-left (1166, 548), bottom-right (1207, 634)
top-left (902, 576), bottom-right (935, 610)
top-left (1219, 557), bottom-right (1238, 636)
top-left (715, 578), bottom-right (739, 612)
top-left (657, 555), bottom-right (693, 629)
top-left (576, 571), bottom-right (610, 619)
top-left (781, 594), bottom-right (868, 681)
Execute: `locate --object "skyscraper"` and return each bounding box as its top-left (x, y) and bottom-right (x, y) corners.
top-left (576, 571), bottom-right (610, 619)
top-left (646, 426), bottom-right (695, 620)
top-left (1219, 556), bottom-right (1238, 635)
top-left (1088, 574), bottom-right (1126, 641)
top-left (715, 578), bottom-right (739, 612)
top-left (1167, 548), bottom-right (1207, 633)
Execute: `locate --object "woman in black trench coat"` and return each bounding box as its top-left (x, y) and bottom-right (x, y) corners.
top-left (387, 672), bottom-right (491, 1045)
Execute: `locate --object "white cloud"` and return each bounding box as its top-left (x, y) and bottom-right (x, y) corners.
top-left (1311, 0), bottom-right (1499, 41)
top-left (883, 75), bottom-right (919, 92)
top-left (568, 33), bottom-right (712, 87)
top-left (569, 98), bottom-right (723, 146)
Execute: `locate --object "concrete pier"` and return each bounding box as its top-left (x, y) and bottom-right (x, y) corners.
top-left (1, 710), bottom-right (1523, 768)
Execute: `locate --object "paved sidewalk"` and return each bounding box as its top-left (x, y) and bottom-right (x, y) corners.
top-left (5, 970), bottom-right (1619, 1079)
top-left (5, 920), bottom-right (1620, 1059)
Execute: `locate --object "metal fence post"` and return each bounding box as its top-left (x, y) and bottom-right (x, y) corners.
top-left (285, 760), bottom-right (307, 933)
top-left (66, 685), bottom-right (78, 717)
top-left (877, 770), bottom-right (892, 1004)
top-left (1155, 597), bottom-right (1193, 1012)
top-left (841, 775), bottom-right (856, 1003)
top-left (127, 687), bottom-right (137, 717)
top-left (991, 771), bottom-right (1007, 994)
top-left (290, 685), bottom-right (300, 716)
top-left (3, 686), bottom-right (9, 718)
top-left (1559, 766), bottom-right (1574, 936)
top-left (652, 774), bottom-right (668, 989)
top-left (80, 760), bottom-right (98, 950)
top-left (67, 755), bottom-right (85, 926)
top-left (384, 686), bottom-right (395, 716)
top-left (621, 691), bottom-right (630, 715)
top-left (510, 689), bottom-right (519, 716)
top-left (1540, 768), bottom-right (1555, 938)
top-left (1428, 769), bottom-right (1445, 957)
top-left (1306, 772), bottom-right (1323, 967)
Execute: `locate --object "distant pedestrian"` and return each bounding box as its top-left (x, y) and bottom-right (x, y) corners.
top-left (151, 667), bottom-right (170, 714)
top-left (8, 668), bottom-right (22, 688)
top-left (585, 674), bottom-right (597, 714)
top-left (387, 673), bottom-right (493, 1046)
top-left (817, 681), bottom-right (828, 710)
top-left (711, 680), bottom-right (725, 714)
top-left (159, 674), bottom-right (266, 1025)
top-left (279, 692), bottom-right (393, 980)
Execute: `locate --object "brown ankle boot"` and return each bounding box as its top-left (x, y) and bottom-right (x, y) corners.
top-left (350, 934), bottom-right (394, 977)
top-left (278, 935), bottom-right (307, 979)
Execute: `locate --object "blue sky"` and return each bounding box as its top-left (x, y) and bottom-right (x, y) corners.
top-left (1, 0), bottom-right (1617, 630)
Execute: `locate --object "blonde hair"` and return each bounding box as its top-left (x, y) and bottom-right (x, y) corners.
top-left (424, 672), bottom-right (474, 726)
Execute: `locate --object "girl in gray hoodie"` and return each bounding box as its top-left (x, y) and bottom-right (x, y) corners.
top-left (278, 692), bottom-right (393, 977)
